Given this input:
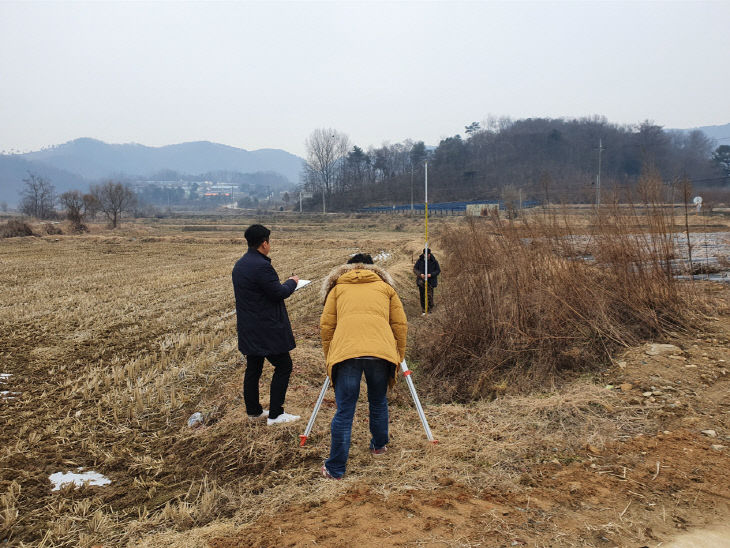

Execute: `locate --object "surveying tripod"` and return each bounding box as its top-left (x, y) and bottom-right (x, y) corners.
top-left (299, 359), bottom-right (437, 447)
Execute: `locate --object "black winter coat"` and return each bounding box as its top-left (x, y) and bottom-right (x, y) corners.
top-left (413, 253), bottom-right (441, 287)
top-left (232, 248), bottom-right (297, 356)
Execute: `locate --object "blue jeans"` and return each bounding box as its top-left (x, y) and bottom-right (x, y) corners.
top-left (325, 358), bottom-right (390, 478)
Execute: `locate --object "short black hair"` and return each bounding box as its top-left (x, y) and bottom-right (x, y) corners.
top-left (347, 253), bottom-right (374, 264)
top-left (244, 224), bottom-right (270, 248)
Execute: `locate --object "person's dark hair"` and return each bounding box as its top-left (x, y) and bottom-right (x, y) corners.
top-left (422, 248), bottom-right (432, 255)
top-left (244, 224), bottom-right (270, 248)
top-left (347, 253), bottom-right (374, 265)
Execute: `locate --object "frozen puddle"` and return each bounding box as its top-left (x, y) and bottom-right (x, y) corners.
top-left (49, 469), bottom-right (111, 491)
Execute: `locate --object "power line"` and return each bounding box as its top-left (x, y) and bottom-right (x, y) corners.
top-left (684, 175), bottom-right (730, 184)
top-left (663, 175), bottom-right (730, 185)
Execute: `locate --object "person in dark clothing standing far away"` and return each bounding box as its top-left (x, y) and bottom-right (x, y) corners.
top-left (232, 224), bottom-right (301, 426)
top-left (319, 253), bottom-right (408, 479)
top-left (413, 248), bottom-right (441, 315)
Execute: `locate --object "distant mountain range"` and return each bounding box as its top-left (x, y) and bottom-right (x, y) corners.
top-left (695, 123), bottom-right (730, 144)
top-left (1, 125), bottom-right (728, 208)
top-left (672, 123), bottom-right (730, 144)
top-left (0, 138), bottom-right (305, 206)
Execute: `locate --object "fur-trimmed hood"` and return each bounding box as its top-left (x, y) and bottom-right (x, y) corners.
top-left (321, 263), bottom-right (396, 304)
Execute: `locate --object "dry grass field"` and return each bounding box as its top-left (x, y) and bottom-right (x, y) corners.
top-left (1, 211), bottom-right (730, 547)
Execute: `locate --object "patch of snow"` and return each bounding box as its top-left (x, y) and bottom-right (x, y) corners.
top-left (0, 373), bottom-right (11, 382)
top-left (49, 469), bottom-right (111, 491)
top-left (1, 391), bottom-right (20, 399)
top-left (348, 250), bottom-right (391, 262)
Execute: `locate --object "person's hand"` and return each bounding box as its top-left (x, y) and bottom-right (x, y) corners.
top-left (288, 275), bottom-right (300, 284)
top-left (427, 274), bottom-right (431, 278)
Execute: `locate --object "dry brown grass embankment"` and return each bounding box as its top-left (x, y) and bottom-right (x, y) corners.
top-left (412, 198), bottom-right (715, 401)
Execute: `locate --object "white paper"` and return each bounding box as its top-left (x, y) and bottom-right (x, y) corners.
top-left (295, 279), bottom-right (311, 290)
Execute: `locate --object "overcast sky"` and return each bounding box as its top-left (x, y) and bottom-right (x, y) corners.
top-left (1, 1), bottom-right (728, 157)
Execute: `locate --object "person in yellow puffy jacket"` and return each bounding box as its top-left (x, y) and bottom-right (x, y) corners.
top-left (319, 253), bottom-right (408, 479)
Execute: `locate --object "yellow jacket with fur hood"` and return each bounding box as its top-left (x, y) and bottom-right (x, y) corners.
top-left (320, 263), bottom-right (407, 385)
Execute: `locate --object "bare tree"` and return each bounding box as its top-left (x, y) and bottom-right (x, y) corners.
top-left (59, 190), bottom-right (85, 224)
top-left (58, 189), bottom-right (96, 231)
top-left (304, 128), bottom-right (350, 212)
top-left (19, 173), bottom-right (56, 219)
top-left (83, 193), bottom-right (101, 219)
top-left (0, 201), bottom-right (7, 212)
top-left (91, 181), bottom-right (137, 228)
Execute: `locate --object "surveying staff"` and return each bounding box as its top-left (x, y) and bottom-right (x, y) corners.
top-left (232, 224), bottom-right (301, 426)
top-left (319, 253), bottom-right (408, 479)
top-left (414, 248), bottom-right (441, 315)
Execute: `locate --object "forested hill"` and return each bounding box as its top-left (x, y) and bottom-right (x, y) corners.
top-left (682, 122), bottom-right (730, 143)
top-left (0, 138), bottom-right (305, 206)
top-left (301, 118), bottom-right (729, 210)
top-left (22, 139), bottom-right (304, 182)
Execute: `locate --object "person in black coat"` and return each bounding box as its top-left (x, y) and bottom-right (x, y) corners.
top-left (232, 224), bottom-right (301, 425)
top-left (413, 248), bottom-right (441, 315)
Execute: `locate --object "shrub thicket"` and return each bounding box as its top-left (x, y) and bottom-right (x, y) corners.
top-left (413, 179), bottom-right (710, 401)
top-left (0, 220), bottom-right (34, 238)
top-left (43, 223), bottom-right (63, 235)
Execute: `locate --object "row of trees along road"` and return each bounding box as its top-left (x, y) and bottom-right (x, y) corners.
top-left (301, 117), bottom-right (729, 211)
top-left (18, 174), bottom-right (137, 228)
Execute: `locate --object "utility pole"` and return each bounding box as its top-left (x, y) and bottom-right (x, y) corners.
top-left (410, 165), bottom-right (414, 214)
top-left (596, 138), bottom-right (604, 208)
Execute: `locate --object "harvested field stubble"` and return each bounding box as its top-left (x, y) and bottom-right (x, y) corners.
top-left (0, 221), bottom-right (420, 545)
top-left (1, 215), bottom-right (729, 547)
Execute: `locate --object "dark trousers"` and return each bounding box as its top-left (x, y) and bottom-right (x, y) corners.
top-left (243, 352), bottom-right (292, 419)
top-left (418, 284), bottom-right (434, 312)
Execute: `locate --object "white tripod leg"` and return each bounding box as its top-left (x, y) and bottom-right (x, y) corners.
top-left (299, 376), bottom-right (330, 447)
top-left (400, 359), bottom-right (438, 444)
